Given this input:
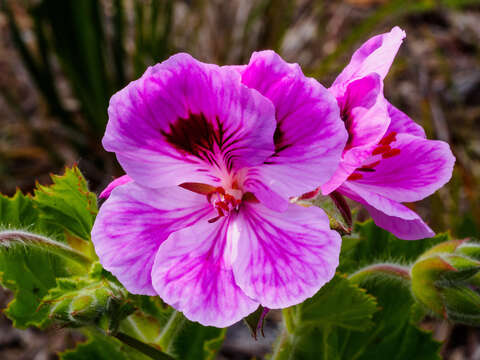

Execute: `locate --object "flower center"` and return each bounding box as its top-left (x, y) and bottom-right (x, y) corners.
top-left (207, 186), bottom-right (243, 223)
top-left (347, 131), bottom-right (401, 181)
top-left (179, 182), bottom-right (245, 223)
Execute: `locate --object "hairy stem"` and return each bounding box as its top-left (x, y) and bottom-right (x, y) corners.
top-left (0, 230), bottom-right (92, 267)
top-left (349, 263), bottom-right (411, 283)
top-left (114, 332), bottom-right (175, 360)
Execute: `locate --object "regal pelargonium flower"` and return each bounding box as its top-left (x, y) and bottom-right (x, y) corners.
top-left (92, 51), bottom-right (347, 327)
top-left (320, 27), bottom-right (455, 240)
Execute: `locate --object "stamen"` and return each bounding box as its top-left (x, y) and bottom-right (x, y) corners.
top-left (206, 185), bottom-right (243, 223)
top-left (208, 215), bottom-right (222, 223)
top-left (216, 201), bottom-right (230, 212)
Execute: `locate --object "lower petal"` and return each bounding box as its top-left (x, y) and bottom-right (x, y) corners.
top-left (339, 182), bottom-right (434, 240)
top-left (152, 218), bottom-right (259, 327)
top-left (363, 202), bottom-right (435, 240)
top-left (352, 133), bottom-right (455, 202)
top-left (91, 183), bottom-right (212, 295)
top-left (232, 202), bottom-right (341, 308)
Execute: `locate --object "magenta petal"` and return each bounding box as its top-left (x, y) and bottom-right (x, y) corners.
top-left (152, 218), bottom-right (259, 327)
top-left (241, 51), bottom-right (347, 200)
top-left (352, 133), bottom-right (455, 202)
top-left (91, 183), bottom-right (212, 295)
top-left (333, 26), bottom-right (406, 85)
top-left (363, 202), bottom-right (435, 240)
top-left (99, 175), bottom-right (132, 199)
top-left (232, 202), bottom-right (341, 309)
top-left (339, 182), bottom-right (434, 240)
top-left (322, 74), bottom-right (389, 194)
top-left (387, 102), bottom-right (426, 138)
top-left (104, 53), bottom-right (276, 189)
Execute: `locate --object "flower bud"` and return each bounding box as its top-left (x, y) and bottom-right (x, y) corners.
top-left (411, 240), bottom-right (480, 325)
top-left (41, 264), bottom-right (134, 331)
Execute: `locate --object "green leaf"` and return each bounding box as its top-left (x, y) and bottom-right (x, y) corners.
top-left (0, 244), bottom-right (70, 328)
top-left (297, 275), bottom-right (378, 331)
top-left (273, 276), bottom-right (440, 360)
top-left (0, 190), bottom-right (70, 328)
top-left (0, 166), bottom-right (97, 328)
top-left (174, 322), bottom-right (226, 360)
top-left (343, 276), bottom-right (441, 360)
top-left (34, 165), bottom-right (97, 242)
top-left (271, 275), bottom-right (378, 359)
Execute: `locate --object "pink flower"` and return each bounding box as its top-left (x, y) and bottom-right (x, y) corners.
top-left (92, 52), bottom-right (347, 327)
top-left (321, 27), bottom-right (455, 240)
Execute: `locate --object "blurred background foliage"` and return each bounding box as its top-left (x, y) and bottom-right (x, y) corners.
top-left (0, 0), bottom-right (479, 358)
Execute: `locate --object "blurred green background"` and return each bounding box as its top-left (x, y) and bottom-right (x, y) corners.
top-left (0, 0), bottom-right (479, 358)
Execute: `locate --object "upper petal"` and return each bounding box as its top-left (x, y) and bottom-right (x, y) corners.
top-left (348, 133), bottom-right (455, 202)
top-left (322, 73), bottom-right (390, 194)
top-left (91, 183), bottom-right (212, 295)
top-left (241, 50), bottom-right (347, 202)
top-left (387, 102), bottom-right (426, 138)
top-left (339, 182), bottom-right (434, 240)
top-left (104, 53), bottom-right (276, 189)
top-left (152, 217), bottom-right (259, 327)
top-left (231, 202), bottom-right (341, 308)
top-left (333, 26), bottom-right (406, 85)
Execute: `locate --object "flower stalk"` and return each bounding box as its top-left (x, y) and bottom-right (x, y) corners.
top-left (114, 332), bottom-right (175, 360)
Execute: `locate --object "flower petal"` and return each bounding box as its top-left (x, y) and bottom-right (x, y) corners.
top-left (387, 102), bottom-right (426, 138)
top-left (333, 26), bottom-right (406, 85)
top-left (91, 183), bottom-right (212, 295)
top-left (99, 175), bottom-right (132, 199)
top-left (364, 202), bottom-right (435, 240)
top-left (104, 53), bottom-right (276, 189)
top-left (152, 217), bottom-right (259, 327)
top-left (322, 73), bottom-right (389, 194)
top-left (232, 202), bottom-right (341, 308)
top-left (339, 182), bottom-right (434, 240)
top-left (349, 133), bottom-right (455, 202)
top-left (239, 51), bottom-right (346, 203)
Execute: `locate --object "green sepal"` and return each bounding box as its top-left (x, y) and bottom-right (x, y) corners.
top-left (243, 305), bottom-right (268, 340)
